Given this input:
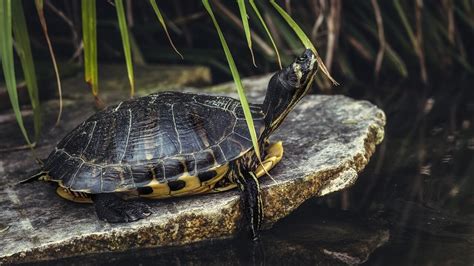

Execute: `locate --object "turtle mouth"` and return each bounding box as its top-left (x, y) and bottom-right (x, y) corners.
top-left (289, 49), bottom-right (317, 88)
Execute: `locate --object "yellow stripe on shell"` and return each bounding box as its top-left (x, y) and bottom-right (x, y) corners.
top-left (140, 164), bottom-right (229, 199)
top-left (170, 175), bottom-right (201, 196)
top-left (51, 142), bottom-right (283, 203)
top-left (55, 186), bottom-right (93, 203)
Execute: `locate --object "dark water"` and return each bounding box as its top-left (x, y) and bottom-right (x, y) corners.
top-left (31, 80), bottom-right (473, 266)
top-left (339, 80), bottom-right (474, 265)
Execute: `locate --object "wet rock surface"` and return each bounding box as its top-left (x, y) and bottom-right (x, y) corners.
top-left (0, 73), bottom-right (385, 264)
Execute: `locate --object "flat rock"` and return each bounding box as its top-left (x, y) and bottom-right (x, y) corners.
top-left (30, 204), bottom-right (389, 265)
top-left (0, 75), bottom-right (385, 263)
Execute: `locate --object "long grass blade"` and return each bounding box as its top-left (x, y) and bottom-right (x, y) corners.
top-left (149, 0), bottom-right (183, 59)
top-left (0, 0), bottom-right (32, 146)
top-left (385, 45), bottom-right (408, 78)
top-left (414, 0), bottom-right (427, 84)
top-left (202, 0), bottom-right (261, 160)
top-left (325, 0), bottom-right (341, 72)
top-left (213, 0), bottom-right (276, 63)
top-left (265, 10), bottom-right (301, 52)
top-left (12, 0), bottom-right (41, 141)
top-left (237, 0), bottom-right (256, 67)
top-left (82, 0), bottom-right (99, 98)
top-left (454, 6), bottom-right (474, 28)
top-left (269, 0), bottom-right (338, 85)
top-left (128, 30), bottom-right (146, 66)
top-left (393, 0), bottom-right (417, 47)
top-left (336, 52), bottom-right (356, 80)
top-left (371, 0), bottom-right (386, 78)
top-left (355, 16), bottom-right (408, 78)
top-left (114, 0), bottom-right (135, 98)
top-left (249, 0), bottom-right (282, 69)
top-left (35, 0), bottom-right (62, 125)
top-left (394, 0), bottom-right (427, 83)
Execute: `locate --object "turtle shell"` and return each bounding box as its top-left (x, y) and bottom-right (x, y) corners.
top-left (43, 92), bottom-right (265, 195)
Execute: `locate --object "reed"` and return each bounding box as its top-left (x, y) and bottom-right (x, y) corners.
top-left (1, 0), bottom-right (471, 147)
top-left (115, 0), bottom-right (135, 98)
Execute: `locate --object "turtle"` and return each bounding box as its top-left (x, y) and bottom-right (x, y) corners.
top-left (31, 49), bottom-right (317, 240)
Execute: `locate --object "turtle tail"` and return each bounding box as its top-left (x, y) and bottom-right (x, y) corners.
top-left (17, 170), bottom-right (48, 185)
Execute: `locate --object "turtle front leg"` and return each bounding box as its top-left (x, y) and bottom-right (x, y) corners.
top-left (254, 141), bottom-right (283, 178)
top-left (92, 194), bottom-right (152, 223)
top-left (235, 170), bottom-right (263, 241)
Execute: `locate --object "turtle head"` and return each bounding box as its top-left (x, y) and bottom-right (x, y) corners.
top-left (262, 49), bottom-right (318, 133)
top-left (286, 49), bottom-right (318, 90)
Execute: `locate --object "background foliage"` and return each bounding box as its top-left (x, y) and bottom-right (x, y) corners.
top-left (1, 0), bottom-right (472, 129)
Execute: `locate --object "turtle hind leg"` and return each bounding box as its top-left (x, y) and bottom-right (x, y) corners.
top-left (236, 171), bottom-right (263, 241)
top-left (92, 194), bottom-right (152, 223)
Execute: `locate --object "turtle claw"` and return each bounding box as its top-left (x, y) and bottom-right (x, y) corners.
top-left (122, 201), bottom-right (152, 222)
top-left (93, 194), bottom-right (152, 223)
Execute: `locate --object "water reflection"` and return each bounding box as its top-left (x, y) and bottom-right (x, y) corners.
top-left (322, 81), bottom-right (474, 265)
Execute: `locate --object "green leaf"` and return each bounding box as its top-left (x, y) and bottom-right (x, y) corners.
top-left (393, 0), bottom-right (417, 48)
top-left (237, 0), bottom-right (256, 67)
top-left (0, 0), bottom-right (32, 146)
top-left (385, 45), bottom-right (408, 78)
top-left (336, 52), bottom-right (356, 80)
top-left (35, 0), bottom-right (62, 124)
top-left (149, 0), bottom-right (183, 59)
top-left (454, 5), bottom-right (474, 29)
top-left (265, 10), bottom-right (301, 52)
top-left (269, 0), bottom-right (338, 85)
top-left (82, 0), bottom-right (99, 97)
top-left (202, 0), bottom-right (261, 160)
top-left (248, 0), bottom-right (282, 69)
top-left (128, 30), bottom-right (146, 66)
top-left (12, 0), bottom-right (41, 141)
top-left (357, 19), bottom-right (408, 78)
top-left (114, 0), bottom-right (135, 97)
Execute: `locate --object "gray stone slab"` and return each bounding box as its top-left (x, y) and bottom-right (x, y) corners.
top-left (30, 205), bottom-right (389, 265)
top-left (0, 75), bottom-right (385, 263)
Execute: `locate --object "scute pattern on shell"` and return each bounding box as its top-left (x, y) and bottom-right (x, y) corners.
top-left (43, 92), bottom-right (265, 193)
